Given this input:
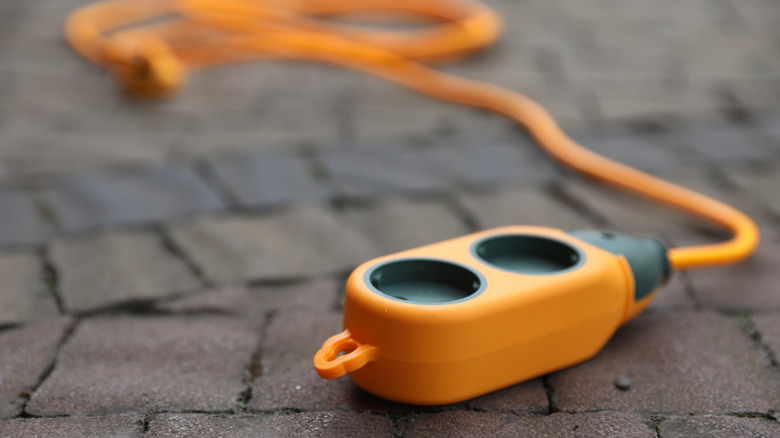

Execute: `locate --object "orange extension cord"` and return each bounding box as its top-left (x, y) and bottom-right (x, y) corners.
top-left (65, 0), bottom-right (759, 270)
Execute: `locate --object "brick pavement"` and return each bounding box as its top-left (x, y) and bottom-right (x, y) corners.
top-left (1, 0), bottom-right (780, 436)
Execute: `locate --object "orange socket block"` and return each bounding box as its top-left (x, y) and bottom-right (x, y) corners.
top-left (314, 225), bottom-right (668, 405)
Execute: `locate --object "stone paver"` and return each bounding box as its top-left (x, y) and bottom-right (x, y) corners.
top-left (0, 252), bottom-right (58, 325)
top-left (686, 240), bottom-right (780, 311)
top-left (40, 164), bottom-right (225, 232)
top-left (206, 151), bottom-right (330, 209)
top-left (753, 313), bottom-right (780, 363)
top-left (659, 415), bottom-right (780, 438)
top-left (0, 190), bottom-right (49, 247)
top-left (0, 413), bottom-right (143, 438)
top-left (460, 184), bottom-right (594, 231)
top-left (729, 168), bottom-right (780, 216)
top-left (569, 130), bottom-right (690, 175)
top-left (318, 146), bottom-right (452, 200)
top-left (26, 316), bottom-right (259, 416)
top-left (0, 318), bottom-right (70, 419)
top-left (170, 204), bottom-right (377, 283)
top-left (549, 311), bottom-right (780, 414)
top-left (340, 198), bottom-right (468, 256)
top-left (406, 410), bottom-right (656, 438)
top-left (147, 412), bottom-right (393, 438)
top-left (559, 173), bottom-right (726, 238)
top-left (51, 230), bottom-right (202, 313)
top-left (682, 123), bottom-right (769, 165)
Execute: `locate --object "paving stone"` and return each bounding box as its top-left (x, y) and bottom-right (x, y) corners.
top-left (463, 379), bottom-right (548, 415)
top-left (753, 313), bottom-right (780, 363)
top-left (686, 240), bottom-right (780, 311)
top-left (461, 184), bottom-right (594, 231)
top-left (0, 108), bottom-right (173, 177)
top-left (570, 130), bottom-right (692, 175)
top-left (646, 273), bottom-right (695, 311)
top-left (559, 174), bottom-right (722, 238)
top-left (406, 410), bottom-right (656, 437)
top-left (340, 198), bottom-right (468, 256)
top-left (170, 205), bottom-right (377, 283)
top-left (0, 413), bottom-right (143, 438)
top-left (26, 315), bottom-right (259, 416)
top-left (157, 280), bottom-right (340, 316)
top-left (659, 415), bottom-right (780, 438)
top-left (40, 164), bottom-right (225, 232)
top-left (318, 146), bottom-right (452, 200)
top-left (682, 124), bottom-right (768, 164)
top-left (0, 317), bottom-right (70, 419)
top-left (440, 139), bottom-right (555, 188)
top-left (207, 151), bottom-right (330, 209)
top-left (0, 252), bottom-right (58, 325)
top-left (51, 230), bottom-right (202, 313)
top-left (147, 412), bottom-right (393, 438)
top-left (549, 311), bottom-right (780, 414)
top-left (0, 191), bottom-right (49, 246)
top-left (728, 168), bottom-right (780, 217)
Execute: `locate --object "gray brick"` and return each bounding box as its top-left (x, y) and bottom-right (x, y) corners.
top-left (251, 311), bottom-right (399, 412)
top-left (682, 123), bottom-right (768, 164)
top-left (549, 311), bottom-right (780, 414)
top-left (464, 379), bottom-right (548, 415)
top-left (170, 205), bottom-right (377, 283)
top-left (407, 410), bottom-right (656, 438)
top-left (318, 146), bottom-right (452, 200)
top-left (660, 415), bottom-right (780, 438)
top-left (157, 280), bottom-right (339, 316)
top-left (559, 174), bottom-right (723, 238)
top-left (0, 318), bottom-right (70, 419)
top-left (207, 152), bottom-right (330, 208)
top-left (51, 230), bottom-right (202, 313)
top-left (0, 252), bottom-right (58, 325)
top-left (569, 131), bottom-right (690, 175)
top-left (0, 191), bottom-right (49, 246)
top-left (340, 198), bottom-right (468, 256)
top-left (41, 164), bottom-right (225, 232)
top-left (728, 168), bottom-right (780, 217)
top-left (686, 240), bottom-right (780, 311)
top-left (461, 185), bottom-right (593, 231)
top-left (0, 413), bottom-right (143, 438)
top-left (753, 313), bottom-right (780, 363)
top-left (147, 412), bottom-right (393, 438)
top-left (26, 316), bottom-right (258, 416)
top-left (441, 139), bottom-right (555, 188)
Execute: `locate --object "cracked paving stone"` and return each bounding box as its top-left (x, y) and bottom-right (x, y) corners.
top-left (318, 146), bottom-right (452, 200)
top-left (40, 163), bottom-right (226, 232)
top-left (51, 230), bottom-right (202, 313)
top-left (0, 317), bottom-right (70, 419)
top-left (753, 313), bottom-right (780, 364)
top-left (549, 311), bottom-right (780, 414)
top-left (406, 410), bottom-right (656, 437)
top-left (340, 197), bottom-right (469, 256)
top-left (26, 315), bottom-right (259, 416)
top-left (146, 412), bottom-right (393, 438)
top-left (460, 184), bottom-right (593, 231)
top-left (0, 190), bottom-right (50, 247)
top-left (206, 151), bottom-right (331, 209)
top-left (170, 204), bottom-right (377, 283)
top-left (659, 415), bottom-right (780, 438)
top-left (0, 413), bottom-right (144, 438)
top-left (686, 240), bottom-right (780, 311)
top-left (0, 252), bottom-right (58, 325)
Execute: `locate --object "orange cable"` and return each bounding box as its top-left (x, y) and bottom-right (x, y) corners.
top-left (64, 0), bottom-right (760, 270)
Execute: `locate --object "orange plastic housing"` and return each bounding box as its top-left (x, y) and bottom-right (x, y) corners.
top-left (314, 225), bottom-right (657, 405)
